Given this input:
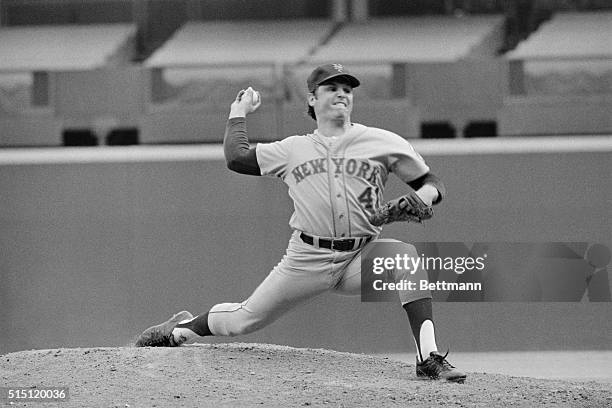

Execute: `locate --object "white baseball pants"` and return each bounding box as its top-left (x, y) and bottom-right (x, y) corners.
top-left (208, 230), bottom-right (431, 336)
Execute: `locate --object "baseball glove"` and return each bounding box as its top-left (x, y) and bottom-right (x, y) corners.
top-left (369, 189), bottom-right (433, 226)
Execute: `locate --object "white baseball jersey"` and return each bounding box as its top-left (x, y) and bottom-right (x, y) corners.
top-left (256, 123), bottom-right (430, 238)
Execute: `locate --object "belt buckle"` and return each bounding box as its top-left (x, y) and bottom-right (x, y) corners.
top-left (332, 239), bottom-right (352, 251)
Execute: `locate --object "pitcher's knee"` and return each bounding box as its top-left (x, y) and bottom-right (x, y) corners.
top-left (384, 239), bottom-right (418, 256)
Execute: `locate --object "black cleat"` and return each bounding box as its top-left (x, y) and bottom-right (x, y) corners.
top-left (416, 351), bottom-right (467, 383)
top-left (135, 311), bottom-right (194, 347)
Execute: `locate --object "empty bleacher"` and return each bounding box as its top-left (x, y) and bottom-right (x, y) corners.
top-left (307, 15), bottom-right (505, 138)
top-left (0, 24), bottom-right (136, 71)
top-left (501, 11), bottom-right (612, 135)
top-left (141, 15), bottom-right (506, 142)
top-left (508, 12), bottom-right (611, 61)
top-left (310, 15), bottom-right (504, 63)
top-left (141, 19), bottom-right (336, 143)
top-left (146, 19), bottom-right (335, 67)
top-left (0, 23), bottom-right (137, 146)
top-left (1, 8), bottom-right (610, 145)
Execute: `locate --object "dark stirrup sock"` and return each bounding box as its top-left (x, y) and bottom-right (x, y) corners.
top-left (403, 298), bottom-right (433, 361)
top-left (175, 312), bottom-right (213, 336)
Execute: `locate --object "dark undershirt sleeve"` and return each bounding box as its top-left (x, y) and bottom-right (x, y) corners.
top-left (223, 117), bottom-right (261, 176)
top-left (407, 172), bottom-right (446, 205)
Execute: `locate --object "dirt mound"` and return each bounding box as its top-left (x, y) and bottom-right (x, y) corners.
top-left (2, 343), bottom-right (610, 407)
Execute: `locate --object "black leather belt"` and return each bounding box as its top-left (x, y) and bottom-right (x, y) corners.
top-left (300, 232), bottom-right (372, 252)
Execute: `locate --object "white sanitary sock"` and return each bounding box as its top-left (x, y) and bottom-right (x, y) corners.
top-left (418, 320), bottom-right (438, 360)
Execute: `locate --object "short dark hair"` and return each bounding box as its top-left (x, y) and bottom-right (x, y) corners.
top-left (307, 104), bottom-right (316, 121)
top-left (306, 87), bottom-right (317, 121)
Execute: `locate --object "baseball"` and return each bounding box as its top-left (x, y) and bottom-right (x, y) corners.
top-left (252, 90), bottom-right (260, 105)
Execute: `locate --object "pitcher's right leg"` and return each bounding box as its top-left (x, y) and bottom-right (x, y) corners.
top-left (136, 232), bottom-right (334, 346)
top-left (206, 265), bottom-right (330, 336)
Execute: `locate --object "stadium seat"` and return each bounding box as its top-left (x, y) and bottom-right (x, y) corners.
top-left (464, 121), bottom-right (497, 138)
top-left (62, 128), bottom-right (98, 146)
top-left (420, 122), bottom-right (456, 139)
top-left (106, 127), bottom-right (140, 145)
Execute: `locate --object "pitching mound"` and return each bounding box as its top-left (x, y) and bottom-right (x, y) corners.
top-left (2, 343), bottom-right (610, 407)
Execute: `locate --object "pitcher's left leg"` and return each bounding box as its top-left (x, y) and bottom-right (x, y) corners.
top-left (334, 239), bottom-right (436, 357)
top-left (334, 239), bottom-right (466, 382)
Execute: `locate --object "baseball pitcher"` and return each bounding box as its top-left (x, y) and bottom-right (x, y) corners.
top-left (135, 64), bottom-right (466, 383)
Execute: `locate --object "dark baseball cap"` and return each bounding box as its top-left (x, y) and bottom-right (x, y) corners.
top-left (307, 63), bottom-right (360, 92)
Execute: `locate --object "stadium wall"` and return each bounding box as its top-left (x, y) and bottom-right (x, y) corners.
top-left (0, 141), bottom-right (610, 354)
top-left (140, 100), bottom-right (420, 144)
top-left (0, 111), bottom-right (62, 147)
top-left (55, 67), bottom-right (145, 128)
top-left (499, 95), bottom-right (612, 136)
top-left (407, 60), bottom-right (507, 131)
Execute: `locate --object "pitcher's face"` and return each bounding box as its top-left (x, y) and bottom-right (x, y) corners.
top-left (309, 79), bottom-right (354, 121)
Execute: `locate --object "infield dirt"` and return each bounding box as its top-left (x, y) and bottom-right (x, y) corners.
top-left (1, 343), bottom-right (610, 407)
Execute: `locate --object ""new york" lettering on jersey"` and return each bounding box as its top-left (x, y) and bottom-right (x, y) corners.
top-left (291, 158), bottom-right (381, 185)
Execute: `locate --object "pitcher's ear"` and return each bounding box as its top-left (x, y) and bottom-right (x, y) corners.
top-left (307, 92), bottom-right (316, 107)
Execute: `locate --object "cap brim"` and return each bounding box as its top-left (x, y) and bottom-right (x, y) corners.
top-left (316, 73), bottom-right (360, 89)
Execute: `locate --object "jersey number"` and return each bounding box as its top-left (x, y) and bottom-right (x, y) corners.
top-left (358, 187), bottom-right (379, 212)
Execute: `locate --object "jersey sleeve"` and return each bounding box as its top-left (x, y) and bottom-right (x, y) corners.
top-left (390, 152), bottom-right (430, 183)
top-left (382, 131), bottom-right (430, 182)
top-left (256, 138), bottom-right (293, 178)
